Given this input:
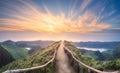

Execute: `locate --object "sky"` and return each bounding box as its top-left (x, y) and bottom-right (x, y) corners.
top-left (0, 0), bottom-right (120, 42)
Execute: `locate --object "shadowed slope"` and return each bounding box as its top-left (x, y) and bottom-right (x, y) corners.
top-left (0, 45), bottom-right (14, 68)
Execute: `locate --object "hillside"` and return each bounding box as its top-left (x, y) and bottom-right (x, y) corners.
top-left (65, 41), bottom-right (120, 71)
top-left (0, 41), bottom-right (120, 73)
top-left (1, 40), bottom-right (55, 59)
top-left (0, 45), bottom-right (14, 68)
top-left (0, 41), bottom-right (60, 73)
top-left (73, 41), bottom-right (120, 61)
top-left (1, 41), bottom-right (28, 59)
top-left (79, 49), bottom-right (114, 61)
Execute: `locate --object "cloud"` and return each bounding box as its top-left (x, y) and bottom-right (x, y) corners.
top-left (80, 0), bottom-right (91, 12)
top-left (0, 0), bottom-right (110, 34)
top-left (0, 26), bottom-right (25, 31)
top-left (75, 11), bottom-right (110, 33)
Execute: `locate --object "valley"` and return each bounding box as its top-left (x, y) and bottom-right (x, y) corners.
top-left (0, 41), bottom-right (120, 73)
top-left (0, 0), bottom-right (120, 73)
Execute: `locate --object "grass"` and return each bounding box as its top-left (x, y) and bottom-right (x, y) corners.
top-left (64, 41), bottom-right (120, 72)
top-left (1, 44), bottom-right (28, 59)
top-left (0, 41), bottom-right (60, 73)
top-left (65, 41), bottom-right (94, 64)
top-left (1, 41), bottom-right (119, 73)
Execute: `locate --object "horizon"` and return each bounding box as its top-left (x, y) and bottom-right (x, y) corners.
top-left (0, 0), bottom-right (120, 42)
top-left (1, 39), bottom-right (120, 42)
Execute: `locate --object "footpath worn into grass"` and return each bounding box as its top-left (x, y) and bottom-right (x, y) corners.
top-left (55, 41), bottom-right (75, 73)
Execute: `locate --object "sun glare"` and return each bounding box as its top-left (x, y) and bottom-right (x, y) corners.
top-left (0, 0), bottom-right (110, 34)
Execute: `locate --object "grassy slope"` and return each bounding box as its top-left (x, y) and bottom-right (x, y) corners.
top-left (0, 45), bottom-right (15, 68)
top-left (65, 41), bottom-right (95, 65)
top-left (89, 52), bottom-right (99, 60)
top-left (65, 41), bottom-right (120, 71)
top-left (1, 45), bottom-right (28, 59)
top-left (0, 41), bottom-right (59, 73)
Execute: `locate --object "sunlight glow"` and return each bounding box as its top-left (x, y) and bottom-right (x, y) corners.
top-left (0, 0), bottom-right (110, 34)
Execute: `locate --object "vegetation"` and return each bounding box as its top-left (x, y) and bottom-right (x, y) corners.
top-left (0, 45), bottom-right (15, 68)
top-left (113, 46), bottom-right (120, 59)
top-left (65, 41), bottom-right (120, 72)
top-left (1, 44), bottom-right (28, 59)
top-left (79, 44), bottom-right (120, 61)
top-left (73, 41), bottom-right (120, 61)
top-left (1, 41), bottom-right (120, 73)
top-left (96, 59), bottom-right (120, 71)
top-left (65, 41), bottom-right (95, 65)
top-left (0, 40), bottom-right (55, 60)
top-left (0, 41), bottom-right (59, 73)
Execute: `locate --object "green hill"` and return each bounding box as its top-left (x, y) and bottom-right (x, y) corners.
top-left (1, 40), bottom-right (29, 59)
top-left (0, 41), bottom-right (59, 73)
top-left (1, 44), bottom-right (28, 59)
top-left (0, 45), bottom-right (15, 68)
top-left (0, 41), bottom-right (120, 73)
top-left (65, 41), bottom-right (120, 71)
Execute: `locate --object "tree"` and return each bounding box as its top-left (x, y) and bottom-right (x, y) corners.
top-left (113, 46), bottom-right (120, 59)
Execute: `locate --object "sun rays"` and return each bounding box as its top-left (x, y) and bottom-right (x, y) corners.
top-left (0, 0), bottom-right (110, 34)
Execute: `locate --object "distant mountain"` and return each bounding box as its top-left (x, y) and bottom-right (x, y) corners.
top-left (0, 40), bottom-right (55, 59)
top-left (0, 45), bottom-right (15, 68)
top-left (2, 40), bottom-right (16, 46)
top-left (73, 42), bottom-right (120, 49)
top-left (0, 41), bottom-right (120, 72)
top-left (15, 40), bottom-right (55, 54)
top-left (16, 40), bottom-right (55, 48)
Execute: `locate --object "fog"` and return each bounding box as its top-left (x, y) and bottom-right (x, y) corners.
top-left (77, 47), bottom-right (108, 52)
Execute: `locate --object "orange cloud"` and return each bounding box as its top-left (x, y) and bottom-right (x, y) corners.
top-left (0, 27), bottom-right (25, 31)
top-left (0, 0), bottom-right (110, 34)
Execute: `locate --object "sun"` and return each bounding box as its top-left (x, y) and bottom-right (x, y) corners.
top-left (48, 25), bottom-right (55, 32)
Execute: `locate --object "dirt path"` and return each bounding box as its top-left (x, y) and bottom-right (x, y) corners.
top-left (55, 41), bottom-right (75, 73)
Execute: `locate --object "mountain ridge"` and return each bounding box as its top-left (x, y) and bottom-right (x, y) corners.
top-left (0, 41), bottom-right (60, 73)
top-left (0, 41), bottom-right (120, 73)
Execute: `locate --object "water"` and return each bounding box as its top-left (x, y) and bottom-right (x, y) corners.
top-left (25, 47), bottom-right (31, 50)
top-left (77, 47), bottom-right (108, 52)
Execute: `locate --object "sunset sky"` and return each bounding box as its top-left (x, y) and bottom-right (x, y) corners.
top-left (0, 0), bottom-right (120, 42)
